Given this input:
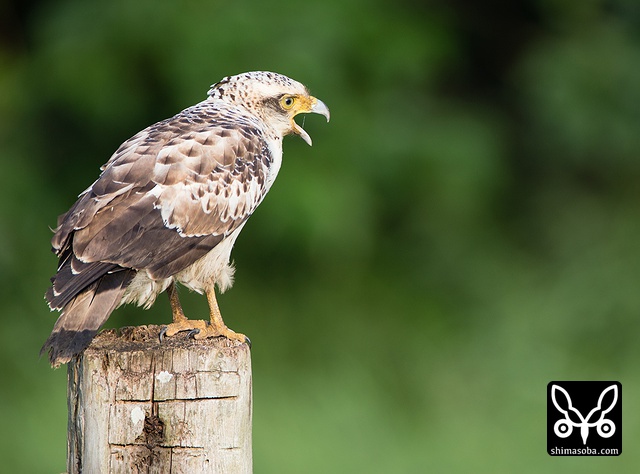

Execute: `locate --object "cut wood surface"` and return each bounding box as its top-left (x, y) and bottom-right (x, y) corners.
top-left (66, 325), bottom-right (252, 474)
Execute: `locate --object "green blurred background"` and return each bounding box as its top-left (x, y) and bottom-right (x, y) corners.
top-left (1, 0), bottom-right (640, 472)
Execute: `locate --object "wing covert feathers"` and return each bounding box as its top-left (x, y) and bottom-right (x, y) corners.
top-left (52, 103), bottom-right (271, 275)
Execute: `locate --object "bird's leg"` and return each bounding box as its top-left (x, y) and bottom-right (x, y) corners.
top-left (160, 282), bottom-right (208, 339)
top-left (189, 288), bottom-right (249, 345)
top-left (160, 283), bottom-right (248, 345)
top-left (167, 281), bottom-right (187, 323)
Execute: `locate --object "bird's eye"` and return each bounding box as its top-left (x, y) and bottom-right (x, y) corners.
top-left (280, 95), bottom-right (296, 110)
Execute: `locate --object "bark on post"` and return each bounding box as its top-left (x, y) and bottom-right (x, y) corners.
top-left (66, 325), bottom-right (252, 474)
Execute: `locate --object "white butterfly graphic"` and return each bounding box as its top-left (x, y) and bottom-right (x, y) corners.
top-left (551, 384), bottom-right (617, 445)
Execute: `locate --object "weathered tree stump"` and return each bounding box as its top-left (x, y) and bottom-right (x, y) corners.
top-left (66, 325), bottom-right (252, 474)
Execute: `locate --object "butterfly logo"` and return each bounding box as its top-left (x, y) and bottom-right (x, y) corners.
top-left (550, 384), bottom-right (618, 445)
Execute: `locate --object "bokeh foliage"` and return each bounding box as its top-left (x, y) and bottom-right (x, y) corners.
top-left (2, 0), bottom-right (640, 472)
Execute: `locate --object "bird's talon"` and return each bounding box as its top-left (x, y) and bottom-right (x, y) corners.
top-left (159, 326), bottom-right (168, 342)
top-left (188, 328), bottom-right (201, 339)
top-left (244, 335), bottom-right (252, 349)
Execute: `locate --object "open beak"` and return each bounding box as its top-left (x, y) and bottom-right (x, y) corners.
top-left (292, 97), bottom-right (330, 146)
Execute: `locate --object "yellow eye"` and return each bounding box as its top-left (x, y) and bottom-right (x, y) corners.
top-left (280, 95), bottom-right (296, 110)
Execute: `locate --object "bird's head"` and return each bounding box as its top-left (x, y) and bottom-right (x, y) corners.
top-left (208, 71), bottom-right (330, 145)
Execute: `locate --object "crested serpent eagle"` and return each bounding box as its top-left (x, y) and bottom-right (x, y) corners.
top-left (42, 71), bottom-right (330, 367)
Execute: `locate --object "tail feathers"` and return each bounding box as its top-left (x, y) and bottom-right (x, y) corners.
top-left (46, 252), bottom-right (119, 310)
top-left (41, 269), bottom-right (135, 367)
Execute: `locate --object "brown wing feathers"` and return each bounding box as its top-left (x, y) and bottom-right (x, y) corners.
top-left (42, 105), bottom-right (271, 366)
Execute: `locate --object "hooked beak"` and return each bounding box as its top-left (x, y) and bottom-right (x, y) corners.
top-left (292, 97), bottom-right (330, 146)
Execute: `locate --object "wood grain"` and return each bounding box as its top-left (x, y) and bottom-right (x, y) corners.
top-left (66, 325), bottom-right (252, 473)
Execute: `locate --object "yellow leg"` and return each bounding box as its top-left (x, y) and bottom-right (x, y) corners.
top-left (167, 282), bottom-right (187, 323)
top-left (190, 288), bottom-right (248, 343)
top-left (161, 283), bottom-right (248, 345)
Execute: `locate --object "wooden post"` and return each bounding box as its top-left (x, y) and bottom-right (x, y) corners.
top-left (66, 325), bottom-right (252, 474)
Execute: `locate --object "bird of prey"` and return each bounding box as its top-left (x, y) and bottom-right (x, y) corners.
top-left (42, 71), bottom-right (330, 367)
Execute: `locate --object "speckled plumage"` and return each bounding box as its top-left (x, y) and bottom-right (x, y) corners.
top-left (43, 71), bottom-right (329, 366)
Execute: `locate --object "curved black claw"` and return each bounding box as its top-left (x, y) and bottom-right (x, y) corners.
top-left (244, 335), bottom-right (252, 349)
top-left (188, 328), bottom-right (201, 339)
top-left (159, 326), bottom-right (168, 343)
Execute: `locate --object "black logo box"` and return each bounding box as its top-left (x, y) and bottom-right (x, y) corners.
top-left (547, 381), bottom-right (621, 456)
